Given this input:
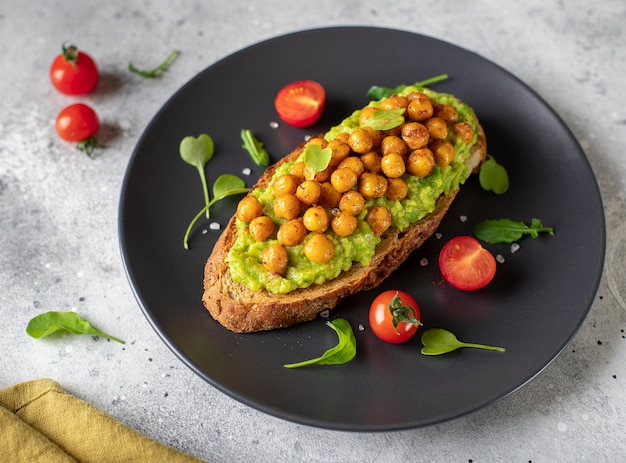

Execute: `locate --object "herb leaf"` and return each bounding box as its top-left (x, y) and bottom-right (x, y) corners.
top-left (366, 74), bottom-right (449, 100)
top-left (302, 144), bottom-right (332, 176)
top-left (241, 129), bottom-right (270, 166)
top-left (26, 311), bottom-right (124, 344)
top-left (421, 328), bottom-right (504, 355)
top-left (474, 218), bottom-right (555, 244)
top-left (183, 174), bottom-right (249, 249)
top-left (479, 155), bottom-right (509, 194)
top-left (284, 318), bottom-right (356, 368)
top-left (180, 134), bottom-right (214, 218)
top-left (129, 49), bottom-right (180, 78)
top-left (362, 108), bottom-right (406, 131)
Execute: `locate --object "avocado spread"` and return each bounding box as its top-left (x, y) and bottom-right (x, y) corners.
top-left (226, 86), bottom-right (479, 294)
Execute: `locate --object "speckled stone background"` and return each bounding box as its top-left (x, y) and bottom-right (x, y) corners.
top-left (1, 0), bottom-right (625, 461)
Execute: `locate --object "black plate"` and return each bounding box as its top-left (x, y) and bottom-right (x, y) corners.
top-left (119, 27), bottom-right (605, 431)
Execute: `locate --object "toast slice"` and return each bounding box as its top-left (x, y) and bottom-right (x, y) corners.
top-left (203, 89), bottom-right (487, 333)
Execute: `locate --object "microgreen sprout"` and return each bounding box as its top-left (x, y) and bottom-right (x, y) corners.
top-left (421, 328), bottom-right (505, 355)
top-left (26, 311), bottom-right (124, 344)
top-left (129, 49), bottom-right (180, 78)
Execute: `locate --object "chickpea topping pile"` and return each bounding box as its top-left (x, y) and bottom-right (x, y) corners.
top-left (235, 91), bottom-right (475, 276)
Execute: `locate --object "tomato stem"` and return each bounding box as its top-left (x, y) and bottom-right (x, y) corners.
top-left (62, 43), bottom-right (79, 65)
top-left (388, 292), bottom-right (422, 333)
top-left (77, 137), bottom-right (101, 158)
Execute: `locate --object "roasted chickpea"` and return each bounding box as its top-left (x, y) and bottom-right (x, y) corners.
top-left (360, 151), bottom-right (382, 173)
top-left (401, 122), bottom-right (430, 150)
top-left (327, 138), bottom-right (351, 167)
top-left (366, 206), bottom-right (392, 236)
top-left (295, 179), bottom-right (322, 205)
top-left (431, 139), bottom-right (455, 167)
top-left (407, 96), bottom-right (434, 121)
top-left (306, 137), bottom-right (328, 150)
top-left (433, 104), bottom-right (458, 124)
top-left (348, 128), bottom-right (374, 154)
top-left (330, 167), bottom-right (358, 193)
top-left (249, 215), bottom-right (275, 242)
top-left (236, 195), bottom-right (263, 223)
top-left (381, 135), bottom-right (408, 157)
top-left (273, 194), bottom-right (301, 220)
top-left (386, 178), bottom-right (408, 201)
top-left (453, 122), bottom-right (475, 144)
top-left (425, 117), bottom-right (448, 140)
top-left (406, 148), bottom-right (435, 178)
top-left (337, 156), bottom-right (365, 177)
top-left (331, 211), bottom-right (358, 237)
top-left (339, 190), bottom-right (365, 215)
top-left (290, 161), bottom-right (307, 180)
top-left (318, 181), bottom-right (342, 208)
top-left (359, 106), bottom-right (379, 126)
top-left (303, 165), bottom-right (330, 183)
top-left (381, 153), bottom-right (406, 178)
top-left (303, 205), bottom-right (330, 233)
top-left (304, 233), bottom-right (335, 264)
top-left (363, 126), bottom-right (384, 149)
top-left (333, 132), bottom-right (351, 145)
top-left (272, 174), bottom-right (300, 196)
top-left (277, 218), bottom-right (307, 246)
top-left (262, 243), bottom-right (289, 275)
top-left (379, 95), bottom-right (409, 113)
top-left (358, 172), bottom-right (388, 199)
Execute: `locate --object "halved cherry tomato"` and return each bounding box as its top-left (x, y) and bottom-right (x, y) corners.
top-left (369, 290), bottom-right (422, 344)
top-left (439, 236), bottom-right (496, 291)
top-left (274, 80), bottom-right (326, 128)
top-left (50, 44), bottom-right (99, 95)
top-left (55, 103), bottom-right (99, 142)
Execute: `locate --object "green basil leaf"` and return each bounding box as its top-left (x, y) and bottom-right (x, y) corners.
top-left (26, 311), bottom-right (124, 344)
top-left (284, 318), bottom-right (356, 368)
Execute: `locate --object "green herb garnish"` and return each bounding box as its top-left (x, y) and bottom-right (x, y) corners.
top-left (180, 134), bottom-right (214, 218)
top-left (362, 108), bottom-right (406, 131)
top-left (129, 49), bottom-right (180, 78)
top-left (26, 311), bottom-right (124, 344)
top-left (474, 218), bottom-right (555, 244)
top-left (366, 74), bottom-right (449, 100)
top-left (183, 174), bottom-right (249, 249)
top-left (284, 318), bottom-right (356, 368)
top-left (421, 328), bottom-right (504, 355)
top-left (479, 155), bottom-right (509, 194)
top-left (302, 143), bottom-right (332, 176)
top-left (241, 129), bottom-right (270, 166)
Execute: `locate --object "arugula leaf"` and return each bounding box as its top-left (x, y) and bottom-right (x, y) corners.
top-left (129, 49), bottom-right (180, 78)
top-left (302, 143), bottom-right (332, 176)
top-left (361, 108), bottom-right (406, 131)
top-left (421, 328), bottom-right (505, 355)
top-left (241, 129), bottom-right (270, 166)
top-left (284, 318), bottom-right (356, 368)
top-left (26, 311), bottom-right (124, 344)
top-left (479, 155), bottom-right (509, 194)
top-left (474, 218), bottom-right (555, 244)
top-left (366, 74), bottom-right (449, 99)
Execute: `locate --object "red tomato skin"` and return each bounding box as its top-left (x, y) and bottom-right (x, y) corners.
top-left (50, 50), bottom-right (99, 95)
top-left (439, 236), bottom-right (497, 291)
top-left (55, 103), bottom-right (99, 142)
top-left (274, 80), bottom-right (326, 128)
top-left (369, 290), bottom-right (421, 344)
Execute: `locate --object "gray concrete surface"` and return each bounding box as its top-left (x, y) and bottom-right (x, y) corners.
top-left (1, 0), bottom-right (625, 461)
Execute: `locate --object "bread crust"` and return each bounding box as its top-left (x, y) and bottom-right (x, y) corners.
top-left (203, 119), bottom-right (486, 333)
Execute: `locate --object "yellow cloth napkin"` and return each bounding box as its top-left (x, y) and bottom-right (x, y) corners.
top-left (0, 378), bottom-right (206, 463)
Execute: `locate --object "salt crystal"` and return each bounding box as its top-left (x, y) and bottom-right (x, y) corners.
top-left (511, 243), bottom-right (520, 253)
top-left (496, 254), bottom-right (505, 263)
top-left (358, 324), bottom-right (365, 331)
top-left (209, 222), bottom-right (221, 231)
top-left (420, 258), bottom-right (429, 266)
top-left (436, 233), bottom-right (442, 239)
top-left (320, 310), bottom-right (330, 318)
top-left (242, 167), bottom-right (252, 176)
top-left (269, 121), bottom-right (279, 129)
top-left (460, 215), bottom-right (468, 222)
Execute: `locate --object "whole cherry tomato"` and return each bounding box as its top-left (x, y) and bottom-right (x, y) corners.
top-left (50, 44), bottom-right (99, 95)
top-left (274, 80), bottom-right (326, 128)
top-left (55, 103), bottom-right (99, 142)
top-left (439, 236), bottom-right (497, 291)
top-left (369, 290), bottom-right (422, 344)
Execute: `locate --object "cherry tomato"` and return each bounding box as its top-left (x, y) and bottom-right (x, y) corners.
top-left (439, 236), bottom-right (497, 291)
top-left (50, 44), bottom-right (99, 95)
top-left (369, 290), bottom-right (422, 344)
top-left (55, 103), bottom-right (99, 142)
top-left (274, 80), bottom-right (326, 128)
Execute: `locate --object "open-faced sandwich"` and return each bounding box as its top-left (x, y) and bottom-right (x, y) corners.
top-left (202, 84), bottom-right (487, 332)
